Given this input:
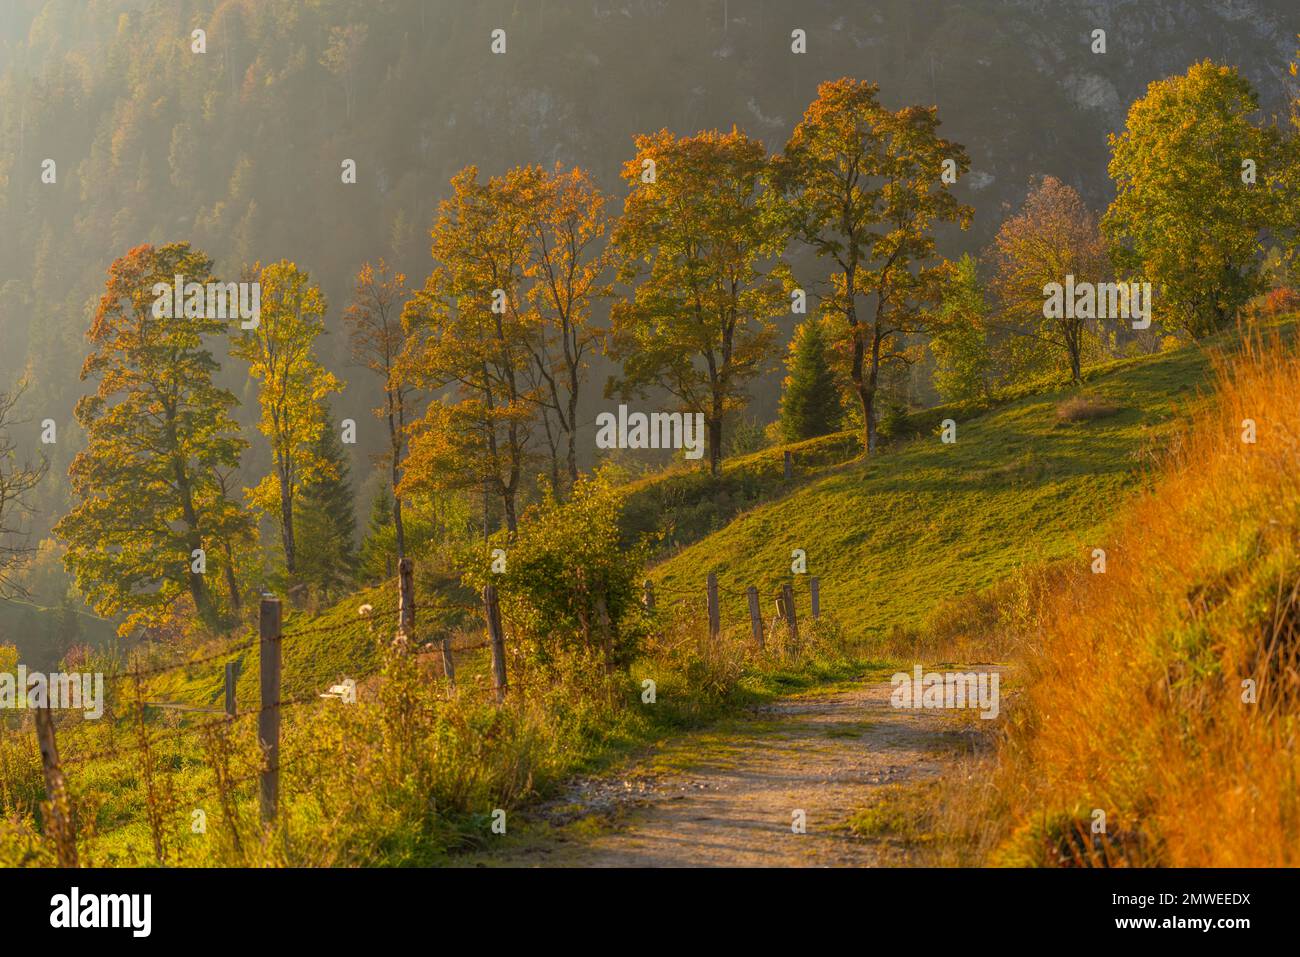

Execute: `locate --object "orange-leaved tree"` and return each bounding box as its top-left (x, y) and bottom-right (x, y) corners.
top-left (990, 175), bottom-right (1110, 384)
top-left (399, 166), bottom-right (539, 535)
top-left (774, 78), bottom-right (972, 453)
top-left (517, 163), bottom-right (611, 493)
top-left (608, 128), bottom-right (785, 476)
top-left (56, 243), bottom-right (251, 632)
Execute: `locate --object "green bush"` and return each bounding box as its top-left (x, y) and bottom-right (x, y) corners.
top-left (468, 474), bottom-right (652, 671)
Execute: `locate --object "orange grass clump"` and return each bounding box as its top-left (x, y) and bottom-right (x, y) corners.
top-left (982, 329), bottom-right (1300, 866)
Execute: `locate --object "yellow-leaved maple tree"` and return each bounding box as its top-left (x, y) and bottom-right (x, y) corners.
top-left (233, 259), bottom-right (341, 577)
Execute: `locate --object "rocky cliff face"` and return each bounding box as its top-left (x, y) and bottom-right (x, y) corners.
top-left (463, 0), bottom-right (1296, 249)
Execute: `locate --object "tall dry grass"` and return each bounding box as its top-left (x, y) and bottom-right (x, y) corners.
top-left (937, 329), bottom-right (1300, 866)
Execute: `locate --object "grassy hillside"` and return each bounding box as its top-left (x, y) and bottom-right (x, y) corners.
top-left (144, 328), bottom-right (1261, 706)
top-left (220, 331), bottom-right (1236, 690)
top-left (650, 339), bottom-right (1226, 644)
top-left (618, 349), bottom-right (1196, 559)
top-left (145, 573), bottom-right (482, 715)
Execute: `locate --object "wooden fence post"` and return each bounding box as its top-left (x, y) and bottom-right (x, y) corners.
top-left (484, 584), bottom-right (507, 702)
top-left (810, 577), bottom-right (821, 620)
top-left (706, 572), bottom-right (720, 641)
top-left (440, 633), bottom-right (456, 688)
top-left (397, 557), bottom-right (415, 646)
top-left (781, 582), bottom-right (799, 649)
top-left (746, 586), bottom-right (764, 649)
top-left (643, 579), bottom-right (655, 613)
top-left (34, 706), bottom-right (78, 867)
top-left (224, 661), bottom-right (240, 718)
top-left (258, 595), bottom-right (282, 827)
top-left (783, 450), bottom-right (793, 480)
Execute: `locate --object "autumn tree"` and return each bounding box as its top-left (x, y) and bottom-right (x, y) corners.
top-left (517, 163), bottom-right (611, 492)
top-left (55, 243), bottom-right (250, 632)
top-left (1104, 60), bottom-right (1284, 339)
top-left (0, 380), bottom-right (47, 599)
top-left (989, 176), bottom-right (1109, 384)
top-left (774, 78), bottom-right (972, 453)
top-left (930, 254), bottom-right (992, 402)
top-left (344, 259), bottom-right (414, 560)
top-left (233, 260), bottom-right (341, 577)
top-left (399, 167), bottom-right (538, 534)
top-left (608, 128), bottom-right (785, 476)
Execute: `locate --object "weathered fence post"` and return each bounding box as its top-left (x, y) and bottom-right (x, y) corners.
top-left (34, 706), bottom-right (78, 867)
top-left (484, 584), bottom-right (507, 702)
top-left (643, 579), bottom-right (655, 613)
top-left (706, 572), bottom-right (720, 641)
top-left (746, 586), bottom-right (764, 649)
top-left (781, 582), bottom-right (799, 649)
top-left (783, 450), bottom-right (793, 480)
top-left (224, 661), bottom-right (240, 718)
top-left (810, 577), bottom-right (821, 620)
top-left (258, 595), bottom-right (282, 827)
top-left (440, 633), bottom-right (456, 688)
top-left (397, 557), bottom-right (415, 647)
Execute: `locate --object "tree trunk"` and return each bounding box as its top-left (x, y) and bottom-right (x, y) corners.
top-left (388, 405), bottom-right (406, 561)
top-left (221, 540), bottom-right (242, 612)
top-left (279, 478), bottom-right (296, 576)
top-left (392, 494), bottom-right (405, 560)
top-left (185, 558), bottom-right (213, 625)
top-left (173, 454), bottom-right (215, 625)
top-left (566, 382), bottom-right (580, 486)
top-left (845, 273), bottom-right (875, 455)
top-left (708, 416), bottom-right (723, 477)
top-left (502, 489), bottom-right (518, 535)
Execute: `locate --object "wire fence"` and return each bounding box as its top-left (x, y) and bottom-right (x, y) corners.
top-left (13, 562), bottom-right (821, 865)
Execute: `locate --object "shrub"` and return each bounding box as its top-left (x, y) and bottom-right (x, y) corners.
top-left (1264, 285), bottom-right (1300, 318)
top-left (1055, 394), bottom-right (1120, 422)
top-left (468, 474), bottom-right (652, 671)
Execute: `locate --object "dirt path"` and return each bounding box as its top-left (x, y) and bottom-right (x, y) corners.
top-left (488, 677), bottom-right (981, 867)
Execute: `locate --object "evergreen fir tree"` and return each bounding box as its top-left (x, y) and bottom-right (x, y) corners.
top-left (360, 485), bottom-right (395, 582)
top-left (778, 318), bottom-right (845, 442)
top-left (296, 412), bottom-right (358, 604)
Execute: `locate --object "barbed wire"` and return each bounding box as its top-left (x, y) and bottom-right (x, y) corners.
top-left (58, 690), bottom-right (340, 771)
top-left (77, 740), bottom-right (336, 846)
top-left (106, 637), bottom-right (259, 684)
top-left (44, 572), bottom-right (785, 797)
top-left (99, 606), bottom-right (406, 686)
